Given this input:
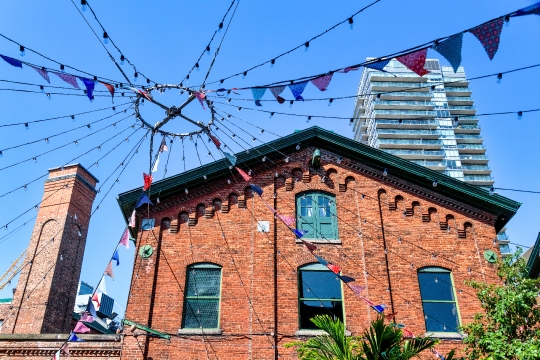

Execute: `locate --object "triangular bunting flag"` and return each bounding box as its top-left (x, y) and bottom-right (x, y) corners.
top-left (92, 292), bottom-right (100, 307)
top-left (338, 275), bottom-right (356, 283)
top-left (68, 331), bottom-right (84, 342)
top-left (209, 134), bottom-right (221, 149)
top-left (326, 263), bottom-right (341, 274)
top-left (104, 261), bottom-right (114, 279)
top-left (139, 89), bottom-right (153, 101)
top-left (396, 49), bottom-right (429, 76)
top-left (314, 255), bottom-right (328, 266)
top-left (288, 81), bottom-right (308, 101)
top-left (120, 228), bottom-right (130, 249)
top-left (269, 85), bottom-right (286, 104)
top-left (338, 66), bottom-right (360, 73)
top-left (53, 72), bottom-right (80, 89)
top-left (251, 87), bottom-right (267, 106)
top-left (360, 297), bottom-right (375, 306)
top-left (469, 18), bottom-right (504, 60)
top-left (236, 167), bottom-right (251, 182)
top-left (53, 350), bottom-right (60, 360)
top-left (152, 155), bottom-right (160, 173)
top-left (98, 277), bottom-right (107, 294)
top-left (135, 193), bottom-right (153, 208)
top-left (372, 304), bottom-right (387, 313)
top-left (61, 343), bottom-right (70, 356)
top-left (81, 312), bottom-right (94, 323)
top-left (194, 91), bottom-right (206, 109)
top-left (143, 172), bottom-right (153, 191)
top-left (112, 250), bottom-right (120, 266)
top-left (433, 33), bottom-right (464, 73)
top-left (513, 2), bottom-right (540, 16)
top-left (249, 184), bottom-right (263, 196)
top-left (159, 137), bottom-right (168, 153)
top-left (385, 312), bottom-right (397, 321)
top-left (348, 284), bottom-right (366, 296)
top-left (86, 297), bottom-right (98, 318)
top-left (79, 77), bottom-right (95, 100)
top-left (30, 65), bottom-right (50, 83)
top-left (302, 240), bottom-right (317, 252)
top-left (277, 214), bottom-right (295, 227)
top-left (100, 82), bottom-right (115, 100)
top-left (310, 74), bottom-right (333, 91)
top-left (364, 58), bottom-right (391, 71)
top-left (128, 210), bottom-right (136, 228)
top-left (292, 228), bottom-right (308, 238)
top-left (265, 203), bottom-right (277, 214)
top-left (402, 328), bottom-right (414, 338)
top-left (0, 55), bottom-right (22, 68)
top-left (223, 151), bottom-right (237, 166)
top-left (74, 320), bottom-right (91, 334)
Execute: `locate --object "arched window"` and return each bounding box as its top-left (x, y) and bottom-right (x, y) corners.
top-left (298, 263), bottom-right (343, 330)
top-left (296, 191), bottom-right (338, 240)
top-left (417, 267), bottom-right (460, 333)
top-left (182, 263), bottom-right (222, 329)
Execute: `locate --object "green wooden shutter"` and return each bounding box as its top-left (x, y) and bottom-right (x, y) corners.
top-left (297, 195), bottom-right (316, 237)
top-left (296, 192), bottom-right (338, 240)
top-left (316, 195), bottom-right (337, 239)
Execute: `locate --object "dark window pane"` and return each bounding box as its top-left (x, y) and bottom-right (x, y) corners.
top-left (422, 302), bottom-right (459, 332)
top-left (299, 300), bottom-right (343, 330)
top-left (300, 271), bottom-right (342, 299)
top-left (183, 299), bottom-right (219, 328)
top-left (186, 268), bottom-right (221, 297)
top-left (418, 273), bottom-right (454, 301)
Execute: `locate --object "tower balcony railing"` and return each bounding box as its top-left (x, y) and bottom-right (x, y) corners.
top-left (378, 139), bottom-right (442, 145)
top-left (373, 110), bottom-right (437, 116)
top-left (377, 129), bottom-right (441, 136)
top-left (386, 149), bottom-right (445, 156)
top-left (375, 91), bottom-right (432, 98)
top-left (371, 82), bottom-right (427, 88)
top-left (448, 106), bottom-right (476, 110)
top-left (455, 134), bottom-right (483, 139)
top-left (446, 96), bottom-right (474, 101)
top-left (459, 155), bottom-right (488, 160)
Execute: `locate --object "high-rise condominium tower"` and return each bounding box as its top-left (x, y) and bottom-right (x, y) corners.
top-left (352, 58), bottom-right (493, 188)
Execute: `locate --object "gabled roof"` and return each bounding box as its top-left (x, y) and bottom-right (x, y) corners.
top-left (117, 126), bottom-right (520, 232)
top-left (526, 233), bottom-right (540, 278)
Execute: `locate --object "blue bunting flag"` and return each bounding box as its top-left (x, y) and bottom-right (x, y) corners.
top-left (288, 81), bottom-right (308, 101)
top-left (433, 33), bottom-right (463, 73)
top-left (372, 304), bottom-right (387, 313)
top-left (251, 87), bottom-right (267, 106)
top-left (68, 332), bottom-right (84, 342)
top-left (364, 58), bottom-right (390, 71)
top-left (112, 250), bottom-right (120, 266)
top-left (223, 151), bottom-right (237, 166)
top-left (250, 184), bottom-right (263, 196)
top-left (0, 55), bottom-right (22, 68)
top-left (512, 2), bottom-right (540, 16)
top-left (292, 229), bottom-right (308, 238)
top-left (135, 193), bottom-right (154, 208)
top-left (79, 77), bottom-right (95, 101)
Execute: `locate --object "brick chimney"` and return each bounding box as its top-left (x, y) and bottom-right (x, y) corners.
top-left (1, 164), bottom-right (98, 334)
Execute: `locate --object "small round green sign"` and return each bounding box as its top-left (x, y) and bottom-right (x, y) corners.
top-left (484, 250), bottom-right (497, 263)
top-left (139, 244), bottom-right (153, 259)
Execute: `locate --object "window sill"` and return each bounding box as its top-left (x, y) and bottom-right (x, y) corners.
top-left (295, 329), bottom-right (351, 337)
top-left (425, 332), bottom-right (464, 340)
top-left (178, 328), bottom-right (223, 336)
top-left (295, 238), bottom-right (342, 245)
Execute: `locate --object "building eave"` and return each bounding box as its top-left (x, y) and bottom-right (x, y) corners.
top-left (527, 233), bottom-right (540, 278)
top-left (117, 126), bottom-right (520, 233)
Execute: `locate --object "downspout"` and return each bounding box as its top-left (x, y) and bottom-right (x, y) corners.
top-left (377, 191), bottom-right (396, 320)
top-left (273, 179), bottom-right (279, 360)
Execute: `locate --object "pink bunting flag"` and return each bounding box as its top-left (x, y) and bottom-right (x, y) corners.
top-left (348, 284), bottom-right (366, 296)
top-left (338, 66), bottom-right (360, 73)
top-left (235, 167), bottom-right (251, 182)
top-left (53, 72), bottom-right (80, 89)
top-left (265, 203), bottom-right (277, 214)
top-left (209, 134), bottom-right (221, 149)
top-left (61, 343), bottom-right (70, 356)
top-left (100, 82), bottom-right (115, 99)
top-left (310, 73), bottom-right (333, 91)
top-left (140, 89), bottom-right (153, 101)
top-left (119, 228), bottom-right (130, 249)
top-left (73, 320), bottom-right (91, 334)
top-left (277, 214), bottom-right (295, 227)
top-left (360, 297), bottom-right (375, 306)
top-left (396, 49), bottom-right (430, 77)
top-left (194, 91), bottom-right (206, 109)
top-left (302, 240), bottom-right (317, 252)
top-left (92, 292), bottom-right (100, 307)
top-left (30, 65), bottom-right (50, 83)
top-left (269, 86), bottom-right (286, 104)
top-left (469, 18), bottom-right (504, 60)
top-left (104, 261), bottom-right (114, 279)
top-left (402, 328), bottom-right (414, 338)
top-left (327, 263), bottom-right (341, 274)
top-left (128, 210), bottom-right (136, 228)
top-left (81, 312), bottom-right (94, 323)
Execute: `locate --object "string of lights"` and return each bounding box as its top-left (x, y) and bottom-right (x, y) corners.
top-left (0, 101), bottom-right (132, 128)
top-left (1, 104), bottom-right (133, 153)
top-left (0, 87), bottom-right (124, 99)
top-left (198, 0), bottom-right (383, 87)
top-left (179, 0), bottom-right (237, 87)
top-left (0, 120), bottom-right (136, 198)
top-left (0, 113), bottom-right (134, 171)
top-left (213, 108), bottom-right (282, 138)
top-left (0, 216), bottom-right (36, 245)
top-left (0, 78), bottom-right (111, 93)
top-left (493, 187), bottom-right (540, 195)
top-left (82, 0), bottom-right (153, 85)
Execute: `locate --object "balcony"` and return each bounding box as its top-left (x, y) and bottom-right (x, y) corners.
top-left (459, 154), bottom-right (489, 164)
top-left (455, 134), bottom-right (483, 144)
top-left (464, 174), bottom-right (494, 186)
top-left (378, 139), bottom-right (443, 150)
top-left (410, 159), bottom-right (447, 171)
top-left (373, 100), bottom-right (435, 110)
top-left (448, 105), bottom-right (476, 116)
top-left (373, 109), bottom-right (437, 119)
top-left (385, 149), bottom-right (445, 160)
top-left (379, 92), bottom-right (433, 101)
top-left (370, 73), bottom-right (428, 82)
top-left (376, 119), bottom-right (439, 130)
top-left (462, 164), bottom-right (491, 175)
top-left (454, 125), bottom-right (481, 134)
top-left (457, 116), bottom-right (479, 125)
top-left (371, 82), bottom-right (431, 92)
top-left (445, 87), bottom-right (472, 97)
top-left (457, 144), bottom-right (486, 154)
top-left (377, 129), bottom-right (441, 139)
top-left (444, 80), bottom-right (469, 87)
top-left (446, 96), bottom-right (474, 106)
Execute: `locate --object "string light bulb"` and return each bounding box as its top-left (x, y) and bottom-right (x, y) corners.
top-left (496, 73), bottom-right (502, 83)
top-left (243, 71), bottom-right (248, 79)
top-left (270, 59), bottom-right (275, 68)
top-left (46, 93), bottom-right (51, 100)
top-left (304, 41), bottom-right (309, 52)
top-left (40, 85), bottom-right (44, 93)
top-left (103, 31), bottom-right (109, 44)
top-left (60, 64), bottom-right (65, 74)
top-left (262, 156), bottom-right (267, 162)
top-left (60, 254), bottom-right (64, 261)
top-left (349, 118), bottom-right (353, 126)
top-left (489, 186), bottom-right (495, 195)
top-left (80, 0), bottom-right (87, 11)
top-left (289, 100), bottom-right (294, 108)
top-left (504, 15), bottom-right (510, 27)
top-left (383, 168), bottom-right (388, 176)
top-left (45, 138), bottom-right (49, 144)
top-left (19, 45), bottom-right (25, 56)
top-left (195, 62), bottom-right (200, 71)
top-left (328, 98), bottom-right (333, 106)
top-left (120, 55), bottom-right (125, 65)
top-left (206, 45), bottom-right (211, 55)
top-left (24, 123), bottom-right (29, 130)
top-left (433, 179), bottom-right (438, 187)
top-left (296, 143), bottom-right (301, 150)
top-left (218, 22), bottom-right (223, 32)
top-left (269, 112), bottom-right (274, 118)
top-left (517, 111), bottom-right (523, 120)
top-left (453, 117), bottom-right (459, 126)
top-left (237, 107), bottom-right (242, 112)
top-left (307, 116), bottom-right (311, 123)
top-left (398, 119), bottom-right (403, 126)
top-left (348, 17), bottom-right (354, 29)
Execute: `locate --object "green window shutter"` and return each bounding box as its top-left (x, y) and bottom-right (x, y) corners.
top-left (297, 195), bottom-right (316, 238)
top-left (182, 264), bottom-right (222, 329)
top-left (296, 192), bottom-right (338, 240)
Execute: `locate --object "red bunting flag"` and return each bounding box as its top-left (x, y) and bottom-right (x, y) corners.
top-left (236, 167), bottom-right (251, 182)
top-left (385, 312), bottom-right (397, 321)
top-left (194, 91), bottom-right (206, 109)
top-left (360, 297), bottom-right (375, 306)
top-left (209, 134), bottom-right (221, 149)
top-left (269, 86), bottom-right (286, 104)
top-left (402, 328), bottom-right (414, 338)
top-left (302, 240), bottom-right (317, 252)
top-left (310, 73), bottom-right (333, 91)
top-left (396, 49), bottom-right (429, 76)
top-left (143, 173), bottom-right (153, 191)
top-left (92, 292), bottom-right (100, 307)
top-left (100, 82), bottom-right (115, 99)
top-left (104, 261), bottom-right (114, 279)
top-left (140, 89), bottom-right (153, 101)
top-left (327, 263), bottom-right (341, 274)
top-left (469, 18), bottom-right (504, 60)
top-left (73, 320), bottom-right (91, 334)
top-left (277, 214), bottom-right (295, 227)
top-left (119, 228), bottom-right (130, 249)
top-left (348, 284), bottom-right (366, 296)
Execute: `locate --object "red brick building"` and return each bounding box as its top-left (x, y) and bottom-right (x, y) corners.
top-left (117, 127), bottom-right (519, 359)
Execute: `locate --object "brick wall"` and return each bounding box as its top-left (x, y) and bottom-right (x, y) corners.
top-left (1, 164), bottom-right (98, 334)
top-left (121, 147), bottom-right (501, 360)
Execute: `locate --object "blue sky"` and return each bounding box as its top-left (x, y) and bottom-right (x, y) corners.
top-left (0, 0), bottom-right (539, 315)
